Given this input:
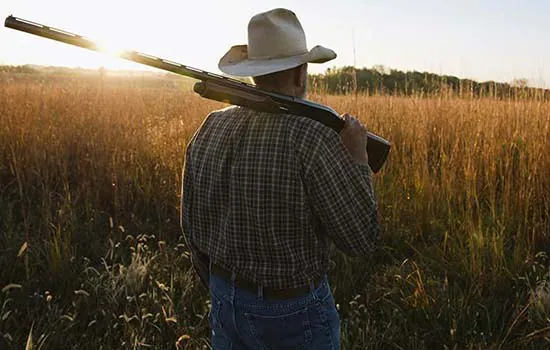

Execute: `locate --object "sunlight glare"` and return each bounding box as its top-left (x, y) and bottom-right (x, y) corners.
top-left (96, 41), bottom-right (127, 59)
top-left (84, 28), bottom-right (143, 70)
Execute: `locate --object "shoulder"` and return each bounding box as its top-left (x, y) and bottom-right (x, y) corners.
top-left (274, 112), bottom-right (343, 168)
top-left (201, 105), bottom-right (238, 124)
top-left (205, 106), bottom-right (340, 144)
top-left (193, 106), bottom-right (242, 135)
top-left (210, 105), bottom-right (240, 115)
top-left (185, 107), bottom-right (238, 149)
top-left (206, 105), bottom-right (246, 119)
top-left (286, 113), bottom-right (339, 141)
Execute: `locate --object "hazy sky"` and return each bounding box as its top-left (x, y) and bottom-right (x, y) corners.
top-left (1, 0), bottom-right (549, 87)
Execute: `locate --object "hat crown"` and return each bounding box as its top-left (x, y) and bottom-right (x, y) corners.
top-left (218, 8), bottom-right (336, 77)
top-left (247, 8), bottom-right (308, 60)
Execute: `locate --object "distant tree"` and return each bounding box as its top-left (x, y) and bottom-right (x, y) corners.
top-left (510, 78), bottom-right (528, 88)
top-left (372, 64), bottom-right (388, 75)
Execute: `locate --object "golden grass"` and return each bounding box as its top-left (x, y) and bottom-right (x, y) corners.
top-left (0, 72), bottom-right (549, 349)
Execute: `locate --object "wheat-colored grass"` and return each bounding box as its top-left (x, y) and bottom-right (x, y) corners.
top-left (0, 72), bottom-right (549, 349)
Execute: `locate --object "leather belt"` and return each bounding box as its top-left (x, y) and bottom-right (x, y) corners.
top-left (211, 263), bottom-right (322, 300)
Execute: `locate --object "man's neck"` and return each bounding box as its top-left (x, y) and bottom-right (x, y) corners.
top-left (256, 84), bottom-right (304, 98)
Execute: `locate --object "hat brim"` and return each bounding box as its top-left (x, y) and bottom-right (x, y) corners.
top-left (218, 45), bottom-right (336, 77)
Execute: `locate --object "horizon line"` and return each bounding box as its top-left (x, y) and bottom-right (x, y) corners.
top-left (1, 63), bottom-right (547, 89)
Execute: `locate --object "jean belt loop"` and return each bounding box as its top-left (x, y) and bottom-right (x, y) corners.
top-left (309, 278), bottom-right (319, 301)
top-left (230, 271), bottom-right (237, 300)
top-left (257, 283), bottom-right (264, 300)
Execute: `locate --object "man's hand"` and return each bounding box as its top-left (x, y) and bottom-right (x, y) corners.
top-left (339, 114), bottom-right (369, 166)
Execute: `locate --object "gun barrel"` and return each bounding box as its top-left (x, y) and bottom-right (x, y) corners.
top-left (4, 16), bottom-right (254, 86)
top-left (5, 16), bottom-right (100, 51)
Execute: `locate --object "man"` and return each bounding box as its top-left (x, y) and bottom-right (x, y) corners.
top-left (181, 8), bottom-right (380, 350)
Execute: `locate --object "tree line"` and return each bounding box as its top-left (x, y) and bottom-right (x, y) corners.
top-left (3, 64), bottom-right (549, 99)
top-left (309, 66), bottom-right (550, 99)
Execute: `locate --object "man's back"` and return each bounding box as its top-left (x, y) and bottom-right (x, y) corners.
top-left (181, 8), bottom-right (380, 348)
top-left (181, 106), bottom-right (379, 289)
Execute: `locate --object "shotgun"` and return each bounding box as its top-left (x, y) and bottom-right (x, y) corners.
top-left (4, 15), bottom-right (391, 173)
top-left (5, 15), bottom-right (392, 289)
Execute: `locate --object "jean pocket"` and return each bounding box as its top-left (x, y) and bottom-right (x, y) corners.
top-left (245, 307), bottom-right (313, 349)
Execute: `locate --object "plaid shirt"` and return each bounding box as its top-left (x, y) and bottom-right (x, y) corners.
top-left (181, 106), bottom-right (379, 289)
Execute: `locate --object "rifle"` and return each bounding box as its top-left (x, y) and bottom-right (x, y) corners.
top-left (4, 15), bottom-right (391, 173)
top-left (5, 15), bottom-right (391, 289)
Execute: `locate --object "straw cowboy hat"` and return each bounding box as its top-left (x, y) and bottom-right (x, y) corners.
top-left (218, 8), bottom-right (337, 77)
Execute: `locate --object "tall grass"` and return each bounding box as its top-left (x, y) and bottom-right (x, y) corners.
top-left (0, 72), bottom-right (549, 349)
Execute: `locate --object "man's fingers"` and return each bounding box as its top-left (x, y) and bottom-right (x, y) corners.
top-left (342, 114), bottom-right (358, 124)
top-left (341, 114), bottom-right (369, 136)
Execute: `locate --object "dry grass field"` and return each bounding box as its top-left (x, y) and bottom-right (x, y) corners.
top-left (0, 71), bottom-right (549, 349)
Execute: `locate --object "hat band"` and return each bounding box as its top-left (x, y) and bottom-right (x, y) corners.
top-left (248, 50), bottom-right (308, 61)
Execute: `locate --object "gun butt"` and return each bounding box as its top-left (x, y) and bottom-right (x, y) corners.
top-left (366, 133), bottom-right (391, 173)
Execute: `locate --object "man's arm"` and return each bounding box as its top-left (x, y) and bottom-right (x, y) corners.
top-left (305, 116), bottom-right (380, 257)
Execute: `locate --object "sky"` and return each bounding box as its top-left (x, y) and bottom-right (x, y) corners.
top-left (1, 0), bottom-right (549, 87)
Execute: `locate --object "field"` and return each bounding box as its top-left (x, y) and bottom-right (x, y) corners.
top-left (0, 71), bottom-right (549, 349)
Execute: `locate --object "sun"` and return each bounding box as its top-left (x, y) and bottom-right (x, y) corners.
top-left (89, 32), bottom-right (144, 70)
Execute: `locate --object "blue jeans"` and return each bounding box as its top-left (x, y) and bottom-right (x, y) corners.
top-left (209, 271), bottom-right (341, 349)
